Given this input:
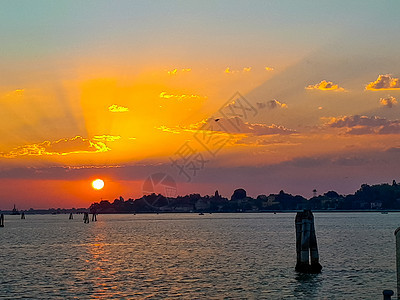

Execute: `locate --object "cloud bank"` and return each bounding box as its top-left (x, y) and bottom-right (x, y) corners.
top-left (0, 136), bottom-right (115, 158)
top-left (158, 117), bottom-right (296, 136)
top-left (326, 115), bottom-right (400, 135)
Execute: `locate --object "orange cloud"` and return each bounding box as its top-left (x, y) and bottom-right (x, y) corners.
top-left (264, 67), bottom-right (274, 71)
top-left (159, 92), bottom-right (205, 100)
top-left (380, 95), bottom-right (397, 108)
top-left (366, 74), bottom-right (400, 90)
top-left (4, 89), bottom-right (25, 98)
top-left (156, 125), bottom-right (182, 134)
top-left (224, 67), bottom-right (237, 74)
top-left (167, 68), bottom-right (191, 75)
top-left (224, 67), bottom-right (253, 74)
top-left (92, 135), bottom-right (122, 142)
top-left (305, 80), bottom-right (345, 91)
top-left (0, 136), bottom-right (113, 158)
top-left (108, 104), bottom-right (129, 112)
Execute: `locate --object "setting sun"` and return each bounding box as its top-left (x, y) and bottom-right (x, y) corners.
top-left (92, 179), bottom-right (104, 190)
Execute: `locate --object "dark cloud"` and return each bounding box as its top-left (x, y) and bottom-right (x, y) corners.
top-left (256, 99), bottom-right (287, 110)
top-left (331, 156), bottom-right (370, 166)
top-left (326, 115), bottom-right (400, 135)
top-left (328, 115), bottom-right (388, 128)
top-left (287, 157), bottom-right (327, 168)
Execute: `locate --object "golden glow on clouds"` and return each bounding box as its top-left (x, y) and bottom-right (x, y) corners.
top-left (168, 68), bottom-right (178, 75)
top-left (366, 74), bottom-right (400, 90)
top-left (159, 91), bottom-right (206, 100)
top-left (3, 89), bottom-right (25, 98)
top-left (0, 136), bottom-right (112, 158)
top-left (167, 68), bottom-right (191, 75)
top-left (380, 95), bottom-right (397, 108)
top-left (157, 117), bottom-right (296, 136)
top-left (108, 104), bottom-right (129, 112)
top-left (92, 135), bottom-right (122, 142)
top-left (225, 67), bottom-right (253, 74)
top-left (156, 125), bottom-right (182, 134)
top-left (265, 67), bottom-right (274, 71)
top-left (305, 80), bottom-right (345, 91)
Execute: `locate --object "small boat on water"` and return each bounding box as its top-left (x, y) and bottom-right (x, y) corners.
top-left (11, 204), bottom-right (20, 215)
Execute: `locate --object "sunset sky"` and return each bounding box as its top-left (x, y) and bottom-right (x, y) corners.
top-left (1, 1), bottom-right (400, 209)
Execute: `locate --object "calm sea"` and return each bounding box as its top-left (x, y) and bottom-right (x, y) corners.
top-left (0, 212), bottom-right (397, 299)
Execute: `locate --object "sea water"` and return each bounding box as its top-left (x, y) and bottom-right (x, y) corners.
top-left (0, 213), bottom-right (397, 299)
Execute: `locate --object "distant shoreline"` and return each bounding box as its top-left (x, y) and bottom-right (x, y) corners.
top-left (1, 209), bottom-right (399, 215)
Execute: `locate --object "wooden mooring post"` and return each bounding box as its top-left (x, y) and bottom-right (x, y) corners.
top-left (394, 227), bottom-right (400, 299)
top-left (83, 212), bottom-right (89, 224)
top-left (91, 213), bottom-right (97, 222)
top-left (21, 212), bottom-right (25, 219)
top-left (295, 209), bottom-right (322, 273)
top-left (69, 213), bottom-right (73, 220)
top-left (383, 290), bottom-right (394, 300)
top-left (0, 214), bottom-right (4, 227)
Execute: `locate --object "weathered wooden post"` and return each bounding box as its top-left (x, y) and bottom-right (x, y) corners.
top-left (21, 212), bottom-right (25, 219)
top-left (91, 213), bottom-right (97, 222)
top-left (383, 289), bottom-right (394, 300)
top-left (310, 216), bottom-right (319, 267)
top-left (69, 213), bottom-right (73, 220)
top-left (0, 214), bottom-right (4, 227)
top-left (83, 212), bottom-right (89, 223)
top-left (394, 227), bottom-right (400, 299)
top-left (295, 213), bottom-right (302, 266)
top-left (295, 210), bottom-right (322, 273)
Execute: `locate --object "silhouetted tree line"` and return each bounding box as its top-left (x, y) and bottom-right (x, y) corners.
top-left (89, 180), bottom-right (400, 213)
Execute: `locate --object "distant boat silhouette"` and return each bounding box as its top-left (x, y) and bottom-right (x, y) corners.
top-left (11, 204), bottom-right (20, 215)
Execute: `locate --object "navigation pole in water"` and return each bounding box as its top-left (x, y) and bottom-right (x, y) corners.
top-left (295, 209), bottom-right (322, 273)
top-left (394, 227), bottom-right (400, 299)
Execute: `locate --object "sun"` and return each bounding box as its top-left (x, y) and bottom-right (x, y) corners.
top-left (92, 179), bottom-right (105, 190)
